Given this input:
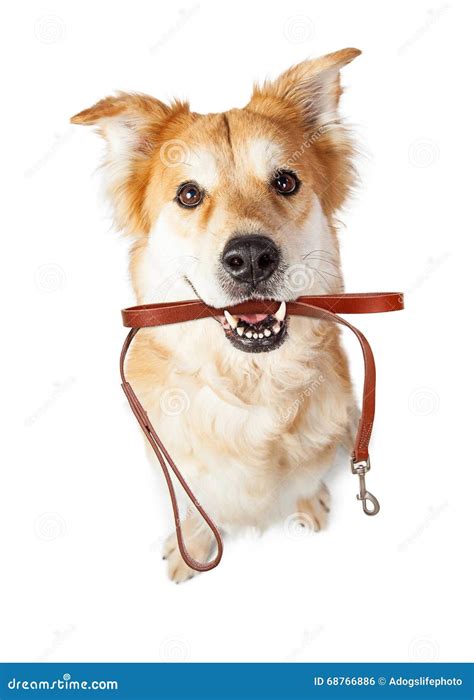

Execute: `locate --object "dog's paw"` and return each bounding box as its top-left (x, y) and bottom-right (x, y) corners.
top-left (296, 482), bottom-right (331, 532)
top-left (162, 522), bottom-right (215, 584)
top-left (162, 533), bottom-right (197, 584)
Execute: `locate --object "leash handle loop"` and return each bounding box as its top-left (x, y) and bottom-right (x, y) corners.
top-left (120, 329), bottom-right (223, 572)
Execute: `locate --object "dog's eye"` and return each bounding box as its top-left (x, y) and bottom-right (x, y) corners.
top-left (272, 170), bottom-right (299, 195)
top-left (176, 182), bottom-right (203, 208)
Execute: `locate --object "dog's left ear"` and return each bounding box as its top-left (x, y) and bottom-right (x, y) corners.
top-left (247, 48), bottom-right (361, 130)
top-left (248, 48), bottom-right (361, 213)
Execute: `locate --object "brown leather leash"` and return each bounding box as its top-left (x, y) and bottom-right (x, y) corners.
top-left (120, 292), bottom-right (404, 572)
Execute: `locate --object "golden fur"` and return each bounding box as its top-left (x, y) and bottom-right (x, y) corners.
top-left (72, 48), bottom-right (360, 582)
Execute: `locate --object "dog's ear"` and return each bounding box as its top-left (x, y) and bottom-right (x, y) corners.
top-left (71, 93), bottom-right (189, 233)
top-left (247, 48), bottom-right (361, 131)
top-left (248, 49), bottom-right (361, 212)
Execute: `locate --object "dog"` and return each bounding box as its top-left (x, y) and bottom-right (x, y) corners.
top-left (72, 47), bottom-right (361, 582)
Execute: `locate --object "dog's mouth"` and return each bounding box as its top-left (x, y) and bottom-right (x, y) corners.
top-left (219, 301), bottom-right (288, 353)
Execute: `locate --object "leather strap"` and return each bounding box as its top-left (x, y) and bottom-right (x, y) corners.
top-left (122, 292), bottom-right (403, 328)
top-left (120, 292), bottom-right (404, 572)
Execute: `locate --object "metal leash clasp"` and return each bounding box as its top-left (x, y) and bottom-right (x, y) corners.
top-left (350, 456), bottom-right (380, 516)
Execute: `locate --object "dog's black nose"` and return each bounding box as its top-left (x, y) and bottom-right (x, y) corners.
top-left (222, 235), bottom-right (280, 286)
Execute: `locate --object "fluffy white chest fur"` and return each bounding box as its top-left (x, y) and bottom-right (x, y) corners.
top-left (128, 315), bottom-right (354, 531)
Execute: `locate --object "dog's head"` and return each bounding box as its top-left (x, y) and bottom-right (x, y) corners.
top-left (72, 48), bottom-right (360, 354)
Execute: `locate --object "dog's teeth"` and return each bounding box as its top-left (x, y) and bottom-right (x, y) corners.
top-left (237, 326), bottom-right (244, 336)
top-left (224, 310), bottom-right (239, 329)
top-left (272, 322), bottom-right (281, 334)
top-left (253, 333), bottom-right (258, 339)
top-left (264, 329), bottom-right (271, 337)
top-left (275, 301), bottom-right (286, 322)
top-left (245, 331), bottom-right (253, 339)
top-left (258, 333), bottom-right (264, 339)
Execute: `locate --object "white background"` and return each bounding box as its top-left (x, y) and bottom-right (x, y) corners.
top-left (1, 0), bottom-right (473, 663)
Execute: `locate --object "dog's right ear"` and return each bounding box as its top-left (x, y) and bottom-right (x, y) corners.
top-left (70, 92), bottom-right (177, 156)
top-left (71, 93), bottom-right (189, 234)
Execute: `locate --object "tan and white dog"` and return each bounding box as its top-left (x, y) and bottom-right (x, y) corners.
top-left (72, 48), bottom-right (361, 582)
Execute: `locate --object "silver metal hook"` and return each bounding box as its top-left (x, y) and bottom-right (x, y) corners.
top-left (351, 457), bottom-right (380, 516)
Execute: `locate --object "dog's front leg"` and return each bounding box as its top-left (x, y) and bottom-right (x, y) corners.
top-left (296, 482), bottom-right (331, 532)
top-left (162, 511), bottom-right (218, 584)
